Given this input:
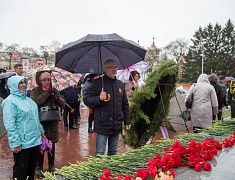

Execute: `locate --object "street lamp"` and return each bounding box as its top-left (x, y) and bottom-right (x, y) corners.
top-left (196, 39), bottom-right (205, 74)
top-left (200, 40), bottom-right (205, 74)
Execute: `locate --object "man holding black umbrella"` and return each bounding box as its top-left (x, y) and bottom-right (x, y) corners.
top-left (84, 59), bottom-right (131, 156)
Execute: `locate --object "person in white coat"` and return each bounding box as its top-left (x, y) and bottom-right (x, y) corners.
top-left (186, 74), bottom-right (218, 133)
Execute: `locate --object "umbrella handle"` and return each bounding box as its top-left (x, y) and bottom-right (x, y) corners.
top-left (103, 94), bottom-right (110, 102)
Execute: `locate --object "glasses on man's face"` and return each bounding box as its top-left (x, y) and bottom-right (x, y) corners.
top-left (105, 66), bottom-right (118, 70)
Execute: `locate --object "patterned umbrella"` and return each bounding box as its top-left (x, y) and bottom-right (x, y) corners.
top-left (26, 65), bottom-right (81, 91)
top-left (116, 61), bottom-right (149, 83)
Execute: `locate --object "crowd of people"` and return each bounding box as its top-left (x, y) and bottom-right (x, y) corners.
top-left (2, 57), bottom-right (235, 179)
top-left (185, 73), bottom-right (233, 133)
top-left (1, 58), bottom-right (146, 179)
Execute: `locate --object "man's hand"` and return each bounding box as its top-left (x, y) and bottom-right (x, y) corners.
top-left (99, 88), bottom-right (107, 101)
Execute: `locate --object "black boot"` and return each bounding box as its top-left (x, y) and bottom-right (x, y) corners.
top-left (36, 153), bottom-right (45, 178)
top-left (48, 143), bottom-right (56, 173)
top-left (36, 166), bottom-right (45, 178)
top-left (49, 165), bottom-right (56, 172)
top-left (88, 113), bottom-right (94, 133)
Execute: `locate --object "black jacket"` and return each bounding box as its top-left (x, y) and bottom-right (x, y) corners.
top-left (84, 75), bottom-right (130, 134)
top-left (210, 82), bottom-right (223, 109)
top-left (63, 86), bottom-right (78, 103)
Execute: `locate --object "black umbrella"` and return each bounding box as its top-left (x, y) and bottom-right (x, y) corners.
top-left (55, 33), bottom-right (146, 74)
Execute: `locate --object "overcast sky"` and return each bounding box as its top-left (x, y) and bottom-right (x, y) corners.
top-left (0, 0), bottom-right (234, 51)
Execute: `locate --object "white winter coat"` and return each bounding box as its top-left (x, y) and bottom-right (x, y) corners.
top-left (186, 74), bottom-right (218, 128)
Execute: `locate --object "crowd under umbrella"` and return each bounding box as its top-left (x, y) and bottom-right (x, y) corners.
top-left (55, 33), bottom-right (146, 99)
top-left (26, 66), bottom-right (81, 113)
top-left (25, 65), bottom-right (81, 91)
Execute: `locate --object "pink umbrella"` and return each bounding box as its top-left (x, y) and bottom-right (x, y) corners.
top-left (116, 61), bottom-right (149, 83)
top-left (26, 65), bottom-right (81, 91)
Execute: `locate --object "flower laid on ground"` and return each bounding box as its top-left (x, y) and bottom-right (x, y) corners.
top-left (100, 131), bottom-right (235, 180)
top-left (166, 138), bottom-right (222, 172)
top-left (223, 130), bottom-right (235, 148)
top-left (100, 167), bottom-right (174, 180)
top-left (46, 120), bottom-right (235, 180)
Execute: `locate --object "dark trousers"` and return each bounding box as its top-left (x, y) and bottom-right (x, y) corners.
top-left (37, 143), bottom-right (55, 168)
top-left (13, 145), bottom-right (39, 180)
top-left (213, 112), bottom-right (223, 120)
top-left (63, 102), bottom-right (75, 127)
top-left (88, 113), bottom-right (94, 129)
top-left (231, 103), bottom-right (235, 118)
top-left (74, 101), bottom-right (81, 123)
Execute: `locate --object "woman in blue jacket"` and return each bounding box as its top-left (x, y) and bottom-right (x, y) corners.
top-left (2, 76), bottom-right (45, 180)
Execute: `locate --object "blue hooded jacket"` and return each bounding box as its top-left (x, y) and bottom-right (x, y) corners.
top-left (2, 76), bottom-right (44, 151)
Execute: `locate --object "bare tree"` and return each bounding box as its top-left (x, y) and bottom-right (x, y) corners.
top-left (4, 44), bottom-right (21, 69)
top-left (48, 40), bottom-right (63, 64)
top-left (144, 47), bottom-right (160, 72)
top-left (48, 40), bottom-right (62, 54)
top-left (21, 47), bottom-right (38, 57)
top-left (163, 38), bottom-right (189, 62)
top-left (40, 45), bottom-right (49, 64)
top-left (0, 42), bottom-right (4, 50)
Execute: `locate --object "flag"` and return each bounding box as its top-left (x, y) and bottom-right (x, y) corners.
top-left (12, 54), bottom-right (19, 59)
top-left (160, 125), bottom-right (169, 139)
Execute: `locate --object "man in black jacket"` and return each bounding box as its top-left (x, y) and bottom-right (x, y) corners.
top-left (84, 59), bottom-right (131, 156)
top-left (63, 86), bottom-right (78, 130)
top-left (209, 73), bottom-right (223, 120)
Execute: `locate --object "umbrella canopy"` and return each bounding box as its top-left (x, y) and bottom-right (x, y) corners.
top-left (26, 66), bottom-right (81, 91)
top-left (116, 61), bottom-right (149, 83)
top-left (55, 33), bottom-right (146, 73)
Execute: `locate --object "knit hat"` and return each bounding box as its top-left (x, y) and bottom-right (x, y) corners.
top-left (35, 70), bottom-right (52, 86)
top-left (40, 72), bottom-right (51, 80)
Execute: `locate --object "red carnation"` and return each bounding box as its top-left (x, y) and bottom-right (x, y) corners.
top-left (195, 163), bottom-right (202, 172)
top-left (204, 163), bottom-right (212, 171)
top-left (148, 168), bottom-right (157, 178)
top-left (170, 168), bottom-right (175, 178)
top-left (135, 168), bottom-right (148, 179)
top-left (123, 175), bottom-right (131, 180)
top-left (214, 141), bottom-right (222, 150)
top-left (155, 152), bottom-right (161, 160)
top-left (103, 168), bottom-right (110, 177)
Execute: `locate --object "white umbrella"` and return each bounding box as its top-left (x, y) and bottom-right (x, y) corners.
top-left (116, 61), bottom-right (149, 83)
